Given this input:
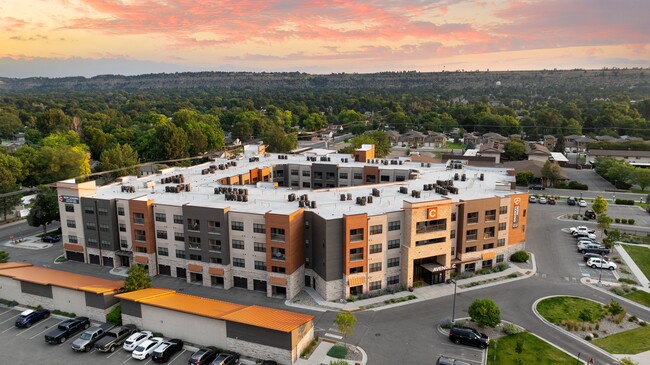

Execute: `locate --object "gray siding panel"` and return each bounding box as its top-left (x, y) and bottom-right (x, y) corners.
top-left (120, 300), bottom-right (142, 318)
top-left (182, 206), bottom-right (229, 264)
top-left (311, 215), bottom-right (343, 281)
top-left (226, 322), bottom-right (291, 350)
top-left (85, 292), bottom-right (105, 309)
top-left (20, 282), bottom-right (53, 298)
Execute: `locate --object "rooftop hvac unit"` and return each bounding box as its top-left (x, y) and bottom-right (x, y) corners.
top-left (428, 184), bottom-right (434, 190)
top-left (347, 193), bottom-right (352, 200)
top-left (480, 173), bottom-right (485, 181)
top-left (461, 174), bottom-right (466, 181)
top-left (399, 160), bottom-right (403, 165)
top-left (214, 188), bottom-right (220, 194)
top-left (242, 195), bottom-right (248, 202)
top-left (391, 160), bottom-right (397, 165)
top-left (356, 197), bottom-right (362, 204)
top-left (423, 184), bottom-right (429, 191)
top-left (360, 198), bottom-right (367, 206)
top-left (311, 201), bottom-right (316, 208)
top-left (299, 201), bottom-right (305, 208)
top-left (454, 173), bottom-right (459, 181)
top-left (372, 188), bottom-right (380, 197)
top-left (340, 194), bottom-right (346, 201)
top-left (399, 187), bottom-right (408, 194)
top-left (237, 195), bottom-right (243, 201)
top-left (367, 196), bottom-right (373, 204)
top-left (232, 161), bottom-right (237, 166)
top-left (185, 184), bottom-right (191, 192)
top-left (288, 193), bottom-right (296, 202)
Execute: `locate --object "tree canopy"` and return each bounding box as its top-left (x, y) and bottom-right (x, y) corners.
top-left (124, 264), bottom-right (152, 292)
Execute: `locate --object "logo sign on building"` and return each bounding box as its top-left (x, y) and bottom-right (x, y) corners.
top-left (512, 197), bottom-right (521, 228)
top-left (430, 264), bottom-right (456, 272)
top-left (427, 207), bottom-right (438, 220)
top-left (58, 195), bottom-right (80, 204)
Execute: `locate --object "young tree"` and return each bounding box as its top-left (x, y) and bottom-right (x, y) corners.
top-left (503, 140), bottom-right (526, 161)
top-left (597, 215), bottom-right (613, 238)
top-left (124, 264), bottom-right (152, 292)
top-left (591, 195), bottom-right (608, 216)
top-left (516, 171), bottom-right (534, 186)
top-left (99, 144), bottom-right (140, 177)
top-left (633, 168), bottom-right (650, 191)
top-left (468, 298), bottom-right (501, 328)
top-left (0, 250), bottom-right (9, 263)
top-left (26, 186), bottom-right (59, 234)
top-left (334, 312), bottom-right (357, 348)
top-left (541, 161), bottom-right (561, 187)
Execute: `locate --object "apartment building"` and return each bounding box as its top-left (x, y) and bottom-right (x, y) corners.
top-left (56, 146), bottom-right (528, 301)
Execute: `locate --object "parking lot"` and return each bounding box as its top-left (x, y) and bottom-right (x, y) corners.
top-left (0, 308), bottom-right (194, 365)
top-left (434, 328), bottom-right (484, 365)
top-left (560, 228), bottom-right (619, 282)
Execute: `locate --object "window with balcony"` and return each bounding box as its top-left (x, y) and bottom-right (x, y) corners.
top-left (483, 226), bottom-right (495, 239)
top-left (271, 228), bottom-right (285, 242)
top-left (187, 218), bottom-right (200, 231)
top-left (156, 230), bottom-right (167, 239)
top-left (134, 230), bottom-right (146, 242)
top-left (253, 223), bottom-right (266, 234)
top-left (208, 220), bottom-right (220, 233)
top-left (174, 232), bottom-right (184, 242)
top-left (86, 222), bottom-right (96, 231)
top-left (173, 214), bottom-right (183, 224)
top-left (233, 258), bottom-right (245, 267)
top-left (466, 229), bottom-right (478, 241)
top-left (499, 206), bottom-right (508, 214)
top-left (369, 262), bottom-right (382, 272)
top-left (387, 257), bottom-right (400, 268)
top-left (416, 219), bottom-right (446, 233)
top-left (117, 207), bottom-right (125, 216)
top-left (133, 212), bottom-right (145, 225)
top-left (369, 224), bottom-right (383, 235)
top-left (188, 236), bottom-right (201, 250)
top-left (272, 247), bottom-right (286, 261)
top-left (176, 249), bottom-right (185, 259)
top-left (254, 242), bottom-right (266, 252)
top-left (84, 206), bottom-right (95, 215)
top-left (232, 239), bottom-right (244, 250)
top-left (369, 244), bottom-right (382, 254)
top-left (209, 239), bottom-right (221, 252)
top-left (67, 219), bottom-right (76, 228)
top-left (485, 209), bottom-right (496, 222)
top-left (349, 228), bottom-right (364, 242)
top-left (231, 221), bottom-right (244, 231)
top-left (65, 204), bottom-right (74, 212)
top-left (349, 248), bottom-right (363, 262)
top-left (467, 212), bottom-right (478, 224)
top-left (158, 247), bottom-right (169, 256)
top-left (388, 239), bottom-right (400, 249)
top-left (498, 222), bottom-right (506, 231)
top-left (155, 213), bottom-right (166, 222)
top-left (388, 221), bottom-right (401, 231)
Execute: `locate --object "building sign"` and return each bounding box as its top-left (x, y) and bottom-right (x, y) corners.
top-left (427, 207), bottom-right (438, 220)
top-left (58, 195), bottom-right (80, 204)
top-left (512, 197), bottom-right (521, 228)
top-left (430, 264), bottom-right (456, 272)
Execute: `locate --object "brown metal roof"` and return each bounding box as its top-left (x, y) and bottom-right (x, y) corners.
top-left (220, 305), bottom-right (314, 332)
top-left (0, 263), bottom-right (123, 294)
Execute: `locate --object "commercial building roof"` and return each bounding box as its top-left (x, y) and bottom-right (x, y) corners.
top-left (220, 305), bottom-right (314, 332)
top-left (0, 263), bottom-right (124, 294)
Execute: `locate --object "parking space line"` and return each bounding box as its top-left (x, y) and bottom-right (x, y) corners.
top-left (169, 349), bottom-right (186, 364)
top-left (28, 325), bottom-right (55, 340)
top-left (0, 309), bottom-right (14, 317)
top-left (123, 354), bottom-right (133, 363)
top-left (106, 348), bottom-right (124, 358)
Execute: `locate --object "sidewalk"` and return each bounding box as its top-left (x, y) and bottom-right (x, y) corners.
top-left (295, 341), bottom-right (367, 365)
top-left (2, 236), bottom-right (52, 250)
top-left (615, 242), bottom-right (650, 288)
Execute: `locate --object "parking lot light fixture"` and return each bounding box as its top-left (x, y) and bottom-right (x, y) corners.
top-left (449, 279), bottom-right (458, 324)
top-left (579, 192), bottom-right (583, 215)
top-left (598, 254), bottom-right (604, 285)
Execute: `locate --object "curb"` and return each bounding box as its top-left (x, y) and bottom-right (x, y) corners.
top-left (581, 277), bottom-right (650, 313)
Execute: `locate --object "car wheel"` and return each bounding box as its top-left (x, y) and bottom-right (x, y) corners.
top-left (84, 323), bottom-right (90, 329)
top-left (59, 336), bottom-right (66, 344)
top-left (591, 264), bottom-right (597, 269)
top-left (609, 266), bottom-right (615, 271)
top-left (580, 250), bottom-right (586, 254)
top-left (454, 338), bottom-right (461, 344)
top-left (26, 323), bottom-right (31, 328)
top-left (480, 343), bottom-right (487, 349)
top-left (44, 312), bottom-right (50, 318)
top-left (109, 345), bottom-right (115, 353)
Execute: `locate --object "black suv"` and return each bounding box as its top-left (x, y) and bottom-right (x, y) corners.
top-left (528, 185), bottom-right (545, 190)
top-left (567, 197), bottom-right (576, 206)
top-left (210, 353), bottom-right (239, 365)
top-left (449, 326), bottom-right (489, 348)
top-left (152, 338), bottom-right (184, 363)
top-left (188, 347), bottom-right (219, 365)
top-left (584, 210), bottom-right (596, 219)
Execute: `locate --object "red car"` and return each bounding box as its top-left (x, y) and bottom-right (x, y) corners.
top-left (547, 198), bottom-right (556, 205)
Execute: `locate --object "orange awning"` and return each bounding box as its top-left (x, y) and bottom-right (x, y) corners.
top-left (208, 267), bottom-right (224, 276)
top-left (270, 277), bottom-right (287, 286)
top-left (482, 252), bottom-right (496, 260)
top-left (348, 276), bottom-right (365, 286)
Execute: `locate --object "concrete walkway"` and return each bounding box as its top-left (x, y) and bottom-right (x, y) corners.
top-left (616, 242), bottom-right (650, 288)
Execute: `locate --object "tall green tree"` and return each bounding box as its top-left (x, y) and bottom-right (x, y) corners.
top-left (0, 250), bottom-right (8, 263)
top-left (0, 110), bottom-right (23, 138)
top-left (591, 195), bottom-right (608, 216)
top-left (334, 312), bottom-right (357, 348)
top-left (503, 140), bottom-right (526, 161)
top-left (633, 168), bottom-right (650, 191)
top-left (26, 186), bottom-right (59, 234)
top-left (153, 122), bottom-right (188, 160)
top-left (468, 298), bottom-right (501, 328)
top-left (339, 131), bottom-right (391, 157)
top-left (37, 109), bottom-right (70, 134)
top-left (597, 215), bottom-right (613, 239)
top-left (99, 144), bottom-right (140, 176)
top-left (124, 264), bottom-right (152, 292)
top-left (302, 112), bottom-right (328, 132)
top-left (541, 161), bottom-right (561, 187)
top-left (261, 125), bottom-right (297, 153)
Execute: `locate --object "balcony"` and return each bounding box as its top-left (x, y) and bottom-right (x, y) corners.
top-left (350, 253), bottom-right (364, 262)
top-left (272, 248), bottom-right (286, 261)
top-left (271, 234), bottom-right (285, 242)
top-left (350, 234), bottom-right (364, 242)
top-left (133, 218), bottom-right (145, 225)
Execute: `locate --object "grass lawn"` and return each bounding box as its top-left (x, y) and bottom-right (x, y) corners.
top-left (592, 326), bottom-right (650, 354)
top-left (444, 142), bottom-right (465, 150)
top-left (624, 290), bottom-right (650, 308)
top-left (623, 245), bottom-right (650, 279)
top-left (536, 297), bottom-right (602, 324)
top-left (487, 332), bottom-right (576, 365)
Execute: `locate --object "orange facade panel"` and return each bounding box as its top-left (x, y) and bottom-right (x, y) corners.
top-left (64, 243), bottom-right (85, 252)
top-left (188, 263), bottom-right (203, 273)
top-left (348, 276), bottom-right (366, 286)
top-left (208, 267), bottom-right (224, 276)
top-left (507, 193), bottom-right (529, 245)
top-left (134, 255), bottom-right (149, 264)
top-left (220, 305), bottom-right (314, 333)
top-left (482, 252), bottom-right (496, 260)
top-left (270, 277), bottom-right (287, 286)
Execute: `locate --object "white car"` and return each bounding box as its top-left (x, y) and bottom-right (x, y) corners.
top-left (587, 257), bottom-right (617, 270)
top-left (123, 330), bottom-right (153, 352)
top-left (569, 226), bottom-right (590, 234)
top-left (131, 337), bottom-right (163, 360)
top-left (578, 200), bottom-right (587, 207)
top-left (575, 232), bottom-right (597, 240)
top-left (538, 197), bottom-right (547, 204)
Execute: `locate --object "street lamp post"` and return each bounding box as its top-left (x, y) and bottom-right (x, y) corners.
top-left (578, 192), bottom-right (583, 216)
top-left (450, 279), bottom-right (458, 324)
top-left (598, 253), bottom-right (604, 285)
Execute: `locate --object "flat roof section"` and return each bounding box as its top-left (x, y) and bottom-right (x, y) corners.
top-left (117, 290), bottom-right (246, 319)
top-left (0, 263), bottom-right (124, 294)
top-left (220, 305), bottom-right (315, 332)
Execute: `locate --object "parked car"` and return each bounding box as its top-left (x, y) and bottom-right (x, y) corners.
top-left (448, 326), bottom-right (489, 349)
top-left (132, 337), bottom-right (164, 360)
top-left (41, 235), bottom-right (61, 243)
top-left (71, 323), bottom-right (115, 352)
top-left (152, 338), bottom-right (184, 363)
top-left (584, 210), bottom-right (597, 219)
top-left (44, 316), bottom-right (90, 344)
top-left (567, 197), bottom-right (576, 206)
top-left (529, 185), bottom-right (545, 190)
top-left (15, 308), bottom-right (50, 328)
top-left (210, 353), bottom-right (240, 365)
top-left (577, 242), bottom-right (608, 254)
top-left (528, 196), bottom-right (537, 203)
top-left (259, 361), bottom-right (278, 365)
top-left (437, 356), bottom-right (471, 365)
top-left (188, 347), bottom-right (219, 365)
top-left (95, 324), bottom-right (137, 352)
top-left (123, 330), bottom-right (154, 351)
top-left (578, 200), bottom-right (588, 207)
top-left (574, 232), bottom-right (597, 240)
top-left (583, 253), bottom-right (609, 262)
top-left (547, 198), bottom-right (556, 205)
top-left (569, 226), bottom-right (594, 234)
top-left (587, 257), bottom-right (617, 270)
top-left (538, 197), bottom-right (547, 204)
top-left (581, 246), bottom-right (611, 255)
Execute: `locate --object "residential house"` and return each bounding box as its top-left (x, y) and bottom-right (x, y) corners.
top-left (463, 132), bottom-right (481, 146)
top-left (543, 135), bottom-right (557, 151)
top-left (479, 140), bottom-right (504, 164)
top-left (509, 134), bottom-right (523, 141)
top-left (398, 130), bottom-right (427, 146)
top-left (502, 160), bottom-right (569, 186)
top-left (482, 132), bottom-right (508, 145)
top-left (564, 135), bottom-right (596, 152)
top-left (425, 132), bottom-right (448, 148)
top-left (526, 143), bottom-right (551, 163)
top-left (387, 130), bottom-right (401, 145)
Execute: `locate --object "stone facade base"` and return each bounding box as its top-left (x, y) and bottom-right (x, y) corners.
top-left (226, 337), bottom-right (293, 365)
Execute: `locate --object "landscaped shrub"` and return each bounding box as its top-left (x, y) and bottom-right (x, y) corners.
top-left (327, 345), bottom-right (348, 359)
top-left (585, 335), bottom-right (592, 341)
top-left (329, 360), bottom-right (349, 365)
top-left (615, 218), bottom-right (621, 223)
top-left (568, 181), bottom-right (588, 190)
top-left (52, 309), bottom-right (76, 318)
top-left (507, 273), bottom-right (519, 279)
top-left (593, 333), bottom-right (599, 338)
top-left (629, 316), bottom-right (638, 322)
top-left (502, 323), bottom-right (522, 335)
top-left (629, 219), bottom-right (635, 225)
top-left (510, 251), bottom-right (529, 263)
top-left (106, 305), bottom-right (122, 326)
top-left (621, 218), bottom-right (628, 224)
top-left (605, 300), bottom-right (624, 316)
top-left (619, 278), bottom-right (638, 285)
top-left (301, 336), bottom-right (319, 358)
top-left (578, 308), bottom-right (598, 323)
top-left (640, 321), bottom-right (648, 327)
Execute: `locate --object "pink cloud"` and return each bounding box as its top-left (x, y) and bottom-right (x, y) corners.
top-left (1, 17), bottom-right (33, 31)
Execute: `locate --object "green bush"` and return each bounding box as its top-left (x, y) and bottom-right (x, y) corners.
top-left (0, 298), bottom-right (18, 307)
top-left (152, 332), bottom-right (164, 338)
top-left (468, 298), bottom-right (501, 328)
top-left (327, 345), bottom-right (348, 359)
top-left (329, 360), bottom-right (349, 365)
top-left (622, 218), bottom-right (628, 224)
top-left (615, 218), bottom-right (621, 223)
top-left (585, 335), bottom-right (592, 341)
top-left (578, 308), bottom-right (597, 322)
top-left (640, 321), bottom-right (648, 327)
top-left (629, 219), bottom-right (635, 225)
top-left (507, 273), bottom-right (519, 279)
top-left (106, 305), bottom-right (122, 326)
top-left (52, 310), bottom-right (76, 318)
top-left (502, 322), bottom-right (522, 335)
top-left (619, 278), bottom-right (638, 285)
top-left (629, 316), bottom-right (638, 322)
top-left (510, 251), bottom-right (529, 263)
top-left (568, 181), bottom-right (588, 190)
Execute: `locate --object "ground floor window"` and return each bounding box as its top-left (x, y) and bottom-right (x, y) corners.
top-left (349, 285), bottom-right (363, 296)
top-left (387, 275), bottom-right (399, 285)
top-left (496, 254), bottom-right (504, 263)
top-left (190, 272), bottom-right (203, 284)
top-left (482, 259), bottom-right (493, 268)
top-left (464, 263), bottom-right (476, 272)
top-left (210, 275), bottom-right (224, 288)
top-left (369, 281), bottom-right (381, 291)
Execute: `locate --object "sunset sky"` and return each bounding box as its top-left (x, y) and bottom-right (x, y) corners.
top-left (1, 0), bottom-right (649, 77)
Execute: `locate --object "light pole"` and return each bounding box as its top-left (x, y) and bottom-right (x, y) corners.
top-left (578, 192), bottom-right (583, 216)
top-left (450, 279), bottom-right (458, 324)
top-left (598, 253), bottom-right (604, 285)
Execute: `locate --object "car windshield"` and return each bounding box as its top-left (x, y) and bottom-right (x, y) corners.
top-left (80, 332), bottom-right (92, 340)
top-left (135, 345), bottom-right (145, 352)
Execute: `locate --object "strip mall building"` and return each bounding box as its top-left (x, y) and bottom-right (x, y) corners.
top-left (56, 144), bottom-right (529, 301)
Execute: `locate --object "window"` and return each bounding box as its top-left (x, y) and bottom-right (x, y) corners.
top-left (369, 281), bottom-right (381, 290)
top-left (158, 247), bottom-right (169, 256)
top-left (84, 206), bottom-right (95, 215)
top-left (117, 207), bottom-right (125, 216)
top-left (135, 246), bottom-right (146, 253)
top-left (135, 230), bottom-right (146, 241)
top-left (290, 180), bottom-right (299, 187)
top-left (65, 204), bottom-right (74, 212)
top-left (189, 254), bottom-right (202, 261)
top-left (172, 232), bottom-right (183, 242)
top-left (67, 219), bottom-right (76, 228)
top-left (380, 175), bottom-right (390, 182)
top-left (466, 229), bottom-right (477, 241)
top-left (302, 182), bottom-right (311, 188)
top-left (203, 222), bottom-right (219, 237)
top-left (99, 224), bottom-right (109, 233)
top-left (482, 259), bottom-right (493, 268)
top-left (254, 242), bottom-right (266, 252)
top-left (388, 221), bottom-right (401, 231)
top-left (483, 243), bottom-right (494, 249)
top-left (86, 222), bottom-right (96, 230)
top-left (119, 223), bottom-right (126, 232)
top-left (290, 169), bottom-right (299, 176)
top-left (450, 230), bottom-right (456, 239)
top-left (253, 223), bottom-right (266, 234)
top-left (201, 239), bottom-right (217, 252)
top-left (233, 258), bottom-right (245, 268)
top-left (387, 257), bottom-right (400, 268)
top-left (522, 224), bottom-right (526, 233)
top-left (349, 248), bottom-right (363, 261)
top-left (523, 210), bottom-right (526, 217)
top-left (369, 224), bottom-right (383, 235)
top-left (464, 263), bottom-right (476, 272)
top-left (498, 223), bottom-right (506, 231)
top-left (387, 275), bottom-right (399, 285)
top-left (173, 214), bottom-right (183, 224)
top-left (369, 263), bottom-right (382, 272)
top-left (187, 218), bottom-right (200, 231)
top-left (210, 257), bottom-right (222, 264)
top-left (416, 237), bottom-right (446, 246)
top-left (349, 228), bottom-right (364, 242)
top-left (155, 213), bottom-right (166, 222)
top-left (86, 238), bottom-right (98, 247)
top-left (272, 266), bottom-right (286, 273)
top-left (496, 254), bottom-right (504, 263)
top-left (497, 239), bottom-right (506, 247)
top-left (339, 173), bottom-right (348, 179)
top-left (271, 228), bottom-right (285, 242)
top-left (326, 172), bottom-right (335, 179)
top-left (485, 209), bottom-right (496, 222)
top-left (101, 240), bottom-right (112, 249)
top-left (133, 212), bottom-right (145, 225)
top-left (156, 230), bottom-right (167, 239)
top-left (176, 250), bottom-right (186, 259)
top-left (416, 219), bottom-right (446, 233)
top-left (395, 175), bottom-right (406, 182)
top-left (467, 212), bottom-right (478, 224)
top-left (369, 244), bottom-right (382, 254)
top-left (388, 239), bottom-right (400, 249)
top-left (483, 227), bottom-right (495, 239)
top-left (353, 172), bottom-right (363, 180)
top-left (69, 235), bottom-right (78, 244)
top-left (232, 239), bottom-right (244, 249)
top-left (451, 212), bottom-right (457, 222)
top-left (97, 207), bottom-right (108, 216)
top-left (254, 261), bottom-right (266, 271)
top-left (120, 239), bottom-right (127, 248)
top-left (465, 246), bottom-right (477, 253)
top-left (349, 267), bottom-right (363, 274)
top-left (188, 236), bottom-right (201, 250)
top-left (451, 247), bottom-right (455, 256)
top-left (302, 170), bottom-right (310, 177)
top-left (272, 247), bottom-right (286, 261)
top-left (231, 221), bottom-right (244, 231)
top-left (499, 206), bottom-right (508, 214)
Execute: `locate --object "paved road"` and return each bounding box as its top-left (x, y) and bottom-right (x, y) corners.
top-left (561, 168), bottom-right (616, 191)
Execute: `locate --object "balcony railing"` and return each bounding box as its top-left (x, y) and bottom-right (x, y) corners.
top-left (350, 253), bottom-right (364, 262)
top-left (133, 218), bottom-right (145, 225)
top-left (271, 234), bottom-right (285, 242)
top-left (350, 234), bottom-right (363, 242)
